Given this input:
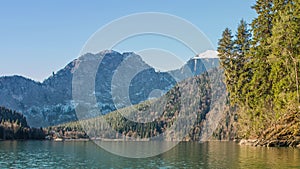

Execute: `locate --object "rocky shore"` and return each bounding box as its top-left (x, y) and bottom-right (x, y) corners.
top-left (239, 139), bottom-right (300, 148)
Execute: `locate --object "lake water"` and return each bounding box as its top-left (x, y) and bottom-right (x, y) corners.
top-left (0, 141), bottom-right (299, 168)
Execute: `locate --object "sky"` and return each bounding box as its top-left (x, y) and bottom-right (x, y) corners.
top-left (0, 0), bottom-right (257, 81)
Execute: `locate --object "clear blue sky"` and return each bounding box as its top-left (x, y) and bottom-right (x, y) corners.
top-left (0, 0), bottom-right (256, 81)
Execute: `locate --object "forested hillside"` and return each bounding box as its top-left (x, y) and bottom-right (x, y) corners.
top-left (217, 0), bottom-right (300, 146)
top-left (0, 106), bottom-right (45, 140)
top-left (47, 68), bottom-right (226, 141)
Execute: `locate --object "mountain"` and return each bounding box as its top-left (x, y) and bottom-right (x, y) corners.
top-left (0, 50), bottom-right (220, 127)
top-left (49, 67), bottom-right (226, 142)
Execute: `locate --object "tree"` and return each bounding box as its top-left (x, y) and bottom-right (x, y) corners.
top-left (233, 20), bottom-right (252, 105)
top-left (218, 21), bottom-right (251, 106)
top-left (217, 28), bottom-right (235, 103)
top-left (216, 0), bottom-right (300, 142)
top-left (269, 0), bottom-right (300, 108)
top-left (243, 0), bottom-right (274, 111)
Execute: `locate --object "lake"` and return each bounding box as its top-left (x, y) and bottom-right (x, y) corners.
top-left (0, 141), bottom-right (299, 168)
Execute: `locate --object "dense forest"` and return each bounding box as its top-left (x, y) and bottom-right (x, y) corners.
top-left (217, 0), bottom-right (300, 146)
top-left (0, 106), bottom-right (45, 140)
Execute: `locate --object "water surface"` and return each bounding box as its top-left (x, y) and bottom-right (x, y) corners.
top-left (0, 141), bottom-right (299, 168)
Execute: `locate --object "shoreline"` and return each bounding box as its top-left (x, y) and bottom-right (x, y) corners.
top-left (0, 138), bottom-right (300, 148)
top-left (239, 139), bottom-right (300, 148)
top-left (1, 138), bottom-right (300, 148)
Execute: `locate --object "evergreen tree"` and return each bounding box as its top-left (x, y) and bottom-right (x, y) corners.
top-left (245, 0), bottom-right (274, 110)
top-left (269, 0), bottom-right (300, 108)
top-left (233, 20), bottom-right (252, 105)
top-left (234, 20), bottom-right (251, 58)
top-left (217, 28), bottom-right (235, 103)
top-left (218, 0), bottom-right (300, 141)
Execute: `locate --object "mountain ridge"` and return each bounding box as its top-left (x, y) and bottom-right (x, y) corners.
top-left (0, 50), bottom-right (219, 127)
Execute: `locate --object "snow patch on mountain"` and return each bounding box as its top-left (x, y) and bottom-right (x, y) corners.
top-left (193, 50), bottom-right (219, 59)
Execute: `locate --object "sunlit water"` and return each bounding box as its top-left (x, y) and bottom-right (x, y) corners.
top-left (0, 141), bottom-right (299, 168)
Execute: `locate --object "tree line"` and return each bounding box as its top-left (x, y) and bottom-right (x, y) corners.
top-left (0, 106), bottom-right (45, 140)
top-left (218, 0), bottom-right (300, 141)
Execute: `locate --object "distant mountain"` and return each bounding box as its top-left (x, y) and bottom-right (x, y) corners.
top-left (0, 50), bottom-right (219, 127)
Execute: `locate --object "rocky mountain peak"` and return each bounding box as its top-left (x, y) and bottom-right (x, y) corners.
top-left (0, 50), bottom-right (219, 127)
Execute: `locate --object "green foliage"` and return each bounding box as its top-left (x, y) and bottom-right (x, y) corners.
top-left (218, 20), bottom-right (251, 105)
top-left (269, 0), bottom-right (300, 108)
top-left (217, 0), bottom-right (300, 141)
top-left (218, 28), bottom-right (234, 101)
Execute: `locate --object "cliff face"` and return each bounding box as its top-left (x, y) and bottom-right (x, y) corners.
top-left (0, 50), bottom-right (220, 128)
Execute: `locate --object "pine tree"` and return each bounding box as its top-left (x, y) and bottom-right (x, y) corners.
top-left (217, 28), bottom-right (235, 103)
top-left (269, 0), bottom-right (300, 108)
top-left (246, 0), bottom-right (274, 109)
top-left (234, 20), bottom-right (251, 59)
top-left (217, 0), bottom-right (300, 141)
top-left (233, 20), bottom-right (252, 105)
